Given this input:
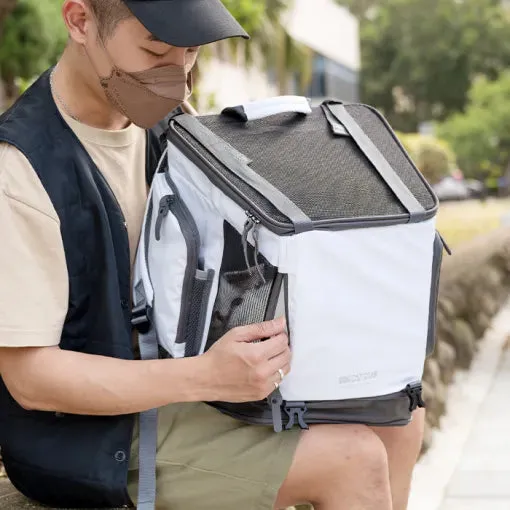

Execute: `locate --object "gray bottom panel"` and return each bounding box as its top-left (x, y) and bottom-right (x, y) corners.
top-left (208, 389), bottom-right (415, 429)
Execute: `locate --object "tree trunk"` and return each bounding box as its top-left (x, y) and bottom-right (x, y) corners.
top-left (0, 0), bottom-right (17, 111)
top-left (0, 0), bottom-right (17, 26)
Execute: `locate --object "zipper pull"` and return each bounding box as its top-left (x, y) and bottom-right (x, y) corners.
top-left (438, 232), bottom-right (452, 256)
top-left (252, 222), bottom-right (266, 284)
top-left (155, 195), bottom-right (175, 241)
top-left (242, 212), bottom-right (256, 275)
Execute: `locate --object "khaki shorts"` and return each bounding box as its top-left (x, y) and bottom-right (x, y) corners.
top-left (128, 402), bottom-right (301, 510)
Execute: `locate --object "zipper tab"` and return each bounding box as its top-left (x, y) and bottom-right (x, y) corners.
top-left (438, 232), bottom-right (452, 256)
top-left (242, 214), bottom-right (255, 275)
top-left (252, 222), bottom-right (266, 284)
top-left (242, 212), bottom-right (266, 283)
top-left (155, 195), bottom-right (175, 241)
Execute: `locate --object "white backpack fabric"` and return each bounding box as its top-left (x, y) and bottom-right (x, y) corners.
top-left (131, 97), bottom-right (449, 509)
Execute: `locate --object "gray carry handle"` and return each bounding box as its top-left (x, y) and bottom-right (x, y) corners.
top-left (323, 102), bottom-right (425, 218)
top-left (222, 96), bottom-right (312, 122)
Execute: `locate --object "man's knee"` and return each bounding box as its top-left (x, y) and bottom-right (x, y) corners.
top-left (306, 425), bottom-right (390, 496)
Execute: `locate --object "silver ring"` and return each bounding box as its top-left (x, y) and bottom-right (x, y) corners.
top-left (278, 368), bottom-right (285, 382)
top-left (274, 381), bottom-right (279, 390)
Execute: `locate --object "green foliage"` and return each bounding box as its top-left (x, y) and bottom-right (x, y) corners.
top-left (338, 0), bottom-right (510, 132)
top-left (0, 0), bottom-right (66, 96)
top-left (221, 0), bottom-right (266, 36)
top-left (437, 72), bottom-right (510, 181)
top-left (398, 131), bottom-right (456, 185)
top-left (221, 0), bottom-right (313, 95)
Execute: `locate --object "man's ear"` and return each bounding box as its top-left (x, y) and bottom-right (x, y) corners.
top-left (62, 0), bottom-right (95, 46)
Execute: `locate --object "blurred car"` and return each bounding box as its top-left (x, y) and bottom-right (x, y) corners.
top-left (433, 176), bottom-right (470, 201)
top-left (432, 176), bottom-right (485, 202)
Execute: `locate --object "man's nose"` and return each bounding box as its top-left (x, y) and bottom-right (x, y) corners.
top-left (168, 47), bottom-right (188, 66)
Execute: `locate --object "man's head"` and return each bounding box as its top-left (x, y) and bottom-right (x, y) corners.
top-left (64, 0), bottom-right (248, 73)
top-left (60, 0), bottom-right (248, 127)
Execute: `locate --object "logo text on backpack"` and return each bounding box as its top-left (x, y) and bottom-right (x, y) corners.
top-left (338, 371), bottom-right (378, 385)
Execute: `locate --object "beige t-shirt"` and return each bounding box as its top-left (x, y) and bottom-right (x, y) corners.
top-left (0, 106), bottom-right (147, 348)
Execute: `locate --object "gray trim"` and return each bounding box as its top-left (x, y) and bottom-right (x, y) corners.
top-left (324, 103), bottom-right (425, 217)
top-left (173, 114), bottom-right (314, 234)
top-left (426, 232), bottom-right (444, 356)
top-left (184, 269), bottom-right (215, 357)
top-left (163, 171), bottom-right (201, 346)
top-left (322, 106), bottom-right (349, 136)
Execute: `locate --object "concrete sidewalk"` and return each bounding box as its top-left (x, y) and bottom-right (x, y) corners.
top-left (440, 350), bottom-right (510, 509)
top-left (409, 303), bottom-right (510, 510)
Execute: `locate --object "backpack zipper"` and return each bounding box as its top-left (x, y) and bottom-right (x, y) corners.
top-left (242, 211), bottom-right (266, 284)
top-left (155, 195), bottom-right (176, 241)
top-left (157, 172), bottom-right (202, 345)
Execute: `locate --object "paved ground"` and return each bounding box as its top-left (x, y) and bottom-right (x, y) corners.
top-left (409, 302), bottom-right (510, 510)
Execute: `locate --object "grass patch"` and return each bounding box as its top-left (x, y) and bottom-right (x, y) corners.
top-left (436, 198), bottom-right (510, 249)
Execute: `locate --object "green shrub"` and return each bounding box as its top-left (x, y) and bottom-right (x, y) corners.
top-left (397, 132), bottom-right (456, 185)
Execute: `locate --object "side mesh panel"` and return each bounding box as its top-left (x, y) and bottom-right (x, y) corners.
top-left (176, 104), bottom-right (435, 223)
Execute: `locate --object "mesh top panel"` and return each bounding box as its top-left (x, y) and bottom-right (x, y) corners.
top-left (176, 104), bottom-right (436, 223)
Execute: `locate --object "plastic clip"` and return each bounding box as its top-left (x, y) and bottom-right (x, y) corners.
top-left (131, 304), bottom-right (152, 334)
top-left (405, 382), bottom-right (426, 412)
top-left (284, 402), bottom-right (309, 431)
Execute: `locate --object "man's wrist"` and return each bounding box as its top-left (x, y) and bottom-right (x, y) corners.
top-left (162, 354), bottom-right (218, 404)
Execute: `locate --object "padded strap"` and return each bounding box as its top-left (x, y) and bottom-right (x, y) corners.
top-left (172, 115), bottom-right (314, 234)
top-left (135, 288), bottom-right (160, 510)
top-left (324, 103), bottom-right (424, 217)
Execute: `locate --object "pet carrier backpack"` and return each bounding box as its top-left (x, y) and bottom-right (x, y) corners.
top-left (131, 96), bottom-right (449, 509)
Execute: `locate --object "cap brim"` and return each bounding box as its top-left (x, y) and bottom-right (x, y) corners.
top-left (124, 0), bottom-right (250, 47)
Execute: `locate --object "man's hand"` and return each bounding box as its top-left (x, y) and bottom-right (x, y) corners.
top-left (201, 317), bottom-right (291, 403)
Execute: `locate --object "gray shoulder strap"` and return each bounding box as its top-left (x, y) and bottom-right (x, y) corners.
top-left (135, 287), bottom-right (160, 510)
top-left (324, 103), bottom-right (424, 217)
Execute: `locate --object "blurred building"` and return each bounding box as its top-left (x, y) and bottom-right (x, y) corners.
top-left (196, 0), bottom-right (360, 112)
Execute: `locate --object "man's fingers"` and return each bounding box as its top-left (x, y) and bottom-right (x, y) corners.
top-left (264, 349), bottom-right (291, 379)
top-left (257, 333), bottom-right (289, 360)
top-left (233, 317), bottom-right (287, 343)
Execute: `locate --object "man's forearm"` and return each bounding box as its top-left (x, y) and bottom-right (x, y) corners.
top-left (0, 346), bottom-right (212, 416)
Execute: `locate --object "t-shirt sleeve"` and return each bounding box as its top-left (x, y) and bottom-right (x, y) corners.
top-left (0, 143), bottom-right (68, 347)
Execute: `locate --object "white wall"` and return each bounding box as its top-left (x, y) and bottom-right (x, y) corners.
top-left (196, 58), bottom-right (279, 113)
top-left (285, 0), bottom-right (360, 71)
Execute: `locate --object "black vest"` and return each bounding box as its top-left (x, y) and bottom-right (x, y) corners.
top-left (0, 70), bottom-right (164, 508)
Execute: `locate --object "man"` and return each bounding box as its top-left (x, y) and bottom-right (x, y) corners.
top-left (0, 1), bottom-right (424, 509)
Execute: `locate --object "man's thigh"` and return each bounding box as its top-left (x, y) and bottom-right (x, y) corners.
top-left (128, 402), bottom-right (301, 510)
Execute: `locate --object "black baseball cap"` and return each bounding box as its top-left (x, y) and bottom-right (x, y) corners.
top-left (123, 0), bottom-right (250, 47)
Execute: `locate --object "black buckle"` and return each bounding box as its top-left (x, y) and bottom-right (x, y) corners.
top-left (284, 402), bottom-right (309, 431)
top-left (131, 304), bottom-right (151, 334)
top-left (405, 382), bottom-right (426, 412)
